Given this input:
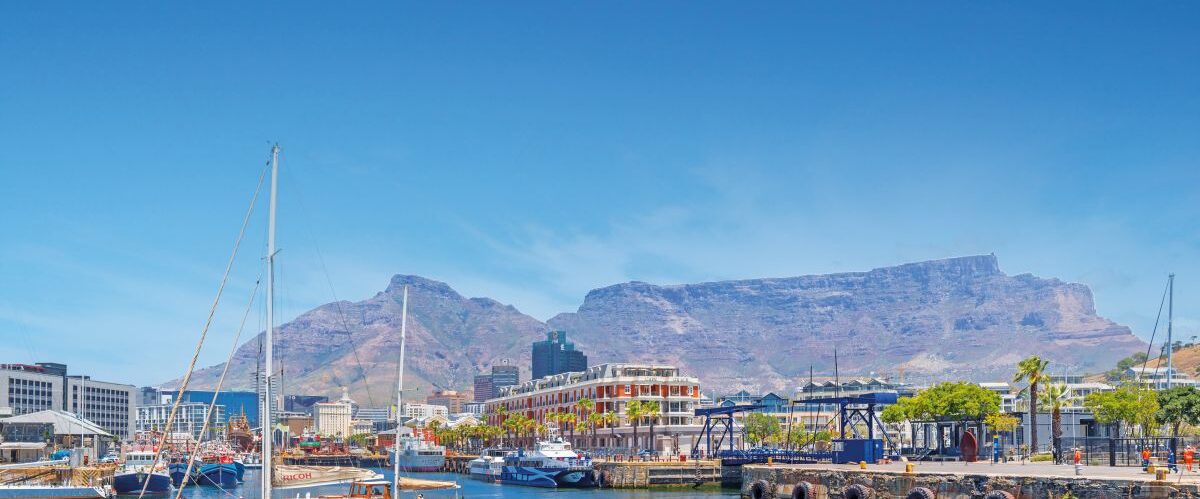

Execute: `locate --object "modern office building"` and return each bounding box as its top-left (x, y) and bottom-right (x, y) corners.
top-left (531, 331), bottom-right (587, 379)
top-left (136, 402), bottom-right (226, 441)
top-left (254, 371), bottom-right (280, 428)
top-left (353, 407), bottom-right (392, 424)
top-left (156, 389), bottom-right (259, 426)
top-left (1, 363), bottom-right (137, 441)
top-left (427, 389), bottom-right (470, 414)
top-left (486, 363), bottom-right (701, 454)
top-left (473, 375), bottom-right (493, 402)
top-left (286, 394), bottom-right (329, 413)
top-left (401, 403), bottom-right (448, 420)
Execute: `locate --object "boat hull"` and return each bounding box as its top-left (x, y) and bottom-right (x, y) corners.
top-left (194, 463), bottom-right (239, 488)
top-left (112, 470), bottom-right (172, 495)
top-left (500, 467), bottom-right (596, 488)
top-left (167, 463), bottom-right (191, 487)
top-left (0, 486), bottom-right (105, 498)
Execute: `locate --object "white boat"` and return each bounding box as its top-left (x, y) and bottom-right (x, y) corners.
top-left (467, 448), bottom-right (512, 482)
top-left (388, 435), bottom-right (446, 472)
top-left (500, 438), bottom-right (596, 488)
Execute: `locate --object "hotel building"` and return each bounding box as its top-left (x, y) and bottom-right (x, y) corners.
top-left (485, 363), bottom-right (702, 454)
top-left (1, 362), bottom-right (137, 441)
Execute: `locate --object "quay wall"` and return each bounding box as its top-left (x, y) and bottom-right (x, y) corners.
top-left (594, 460), bottom-right (738, 488)
top-left (742, 464), bottom-right (1200, 499)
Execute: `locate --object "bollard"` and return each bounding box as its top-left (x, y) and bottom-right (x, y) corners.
top-left (1075, 464), bottom-right (1083, 476)
top-left (905, 463), bottom-right (914, 474)
top-left (859, 461), bottom-right (867, 470)
top-left (767, 456), bottom-right (773, 466)
top-left (1156, 468), bottom-right (1168, 481)
top-left (1148, 463), bottom-right (1157, 475)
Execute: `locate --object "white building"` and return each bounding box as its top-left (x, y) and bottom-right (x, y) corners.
top-left (1127, 367), bottom-right (1199, 390)
top-left (402, 403), bottom-right (448, 420)
top-left (350, 419), bottom-right (375, 436)
top-left (1, 363), bottom-right (136, 441)
top-left (136, 402), bottom-right (226, 441)
top-left (313, 389), bottom-right (356, 438)
top-left (485, 363), bottom-right (703, 454)
top-left (462, 402), bottom-right (486, 416)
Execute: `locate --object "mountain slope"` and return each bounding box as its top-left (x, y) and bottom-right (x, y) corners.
top-left (548, 255), bottom-right (1145, 393)
top-left (171, 255), bottom-right (1145, 399)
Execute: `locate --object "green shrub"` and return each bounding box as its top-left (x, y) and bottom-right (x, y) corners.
top-left (1030, 452), bottom-right (1054, 462)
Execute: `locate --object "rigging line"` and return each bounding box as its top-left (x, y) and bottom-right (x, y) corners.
top-left (1143, 277), bottom-right (1171, 381)
top-left (279, 157), bottom-right (376, 407)
top-left (139, 157), bottom-right (270, 499)
top-left (174, 275), bottom-right (262, 499)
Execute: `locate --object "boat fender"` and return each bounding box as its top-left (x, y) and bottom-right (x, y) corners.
top-left (984, 492), bottom-right (1015, 499)
top-left (843, 483), bottom-right (874, 499)
top-left (750, 479), bottom-right (773, 499)
top-left (905, 487), bottom-right (935, 499)
top-left (790, 481), bottom-right (813, 499)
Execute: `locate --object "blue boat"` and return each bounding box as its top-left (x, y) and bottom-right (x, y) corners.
top-left (193, 462), bottom-right (239, 488)
top-left (112, 451), bottom-right (172, 495)
top-left (499, 439), bottom-right (596, 488)
top-left (233, 459), bottom-right (245, 482)
top-left (166, 458), bottom-right (193, 487)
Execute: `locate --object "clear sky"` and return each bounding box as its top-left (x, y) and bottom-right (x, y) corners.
top-left (1, 2), bottom-right (1197, 386)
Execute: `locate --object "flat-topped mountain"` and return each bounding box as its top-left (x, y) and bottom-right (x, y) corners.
top-left (170, 255), bottom-right (1145, 399)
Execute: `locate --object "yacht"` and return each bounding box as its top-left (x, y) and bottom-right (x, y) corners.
top-left (500, 438), bottom-right (595, 488)
top-left (467, 448), bottom-right (513, 482)
top-left (387, 435), bottom-right (446, 472)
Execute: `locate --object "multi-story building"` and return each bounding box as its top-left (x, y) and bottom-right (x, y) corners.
top-left (136, 402), bottom-right (226, 441)
top-left (353, 407), bottom-right (392, 424)
top-left (473, 375), bottom-right (493, 403)
top-left (155, 389), bottom-right (259, 426)
top-left (531, 331), bottom-right (587, 379)
top-left (485, 363), bottom-right (701, 454)
top-left (1, 363), bottom-right (136, 441)
top-left (402, 403), bottom-right (448, 420)
top-left (285, 394), bottom-right (329, 413)
top-left (1127, 367), bottom-right (1199, 390)
top-left (427, 389), bottom-right (470, 414)
top-left (351, 420), bottom-right (375, 436)
top-left (254, 371), bottom-right (281, 428)
top-left (313, 389), bottom-right (356, 438)
top-left (463, 402), bottom-right (486, 416)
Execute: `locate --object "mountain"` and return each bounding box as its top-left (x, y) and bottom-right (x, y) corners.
top-left (169, 255), bottom-right (1145, 400)
top-left (167, 275), bottom-right (546, 406)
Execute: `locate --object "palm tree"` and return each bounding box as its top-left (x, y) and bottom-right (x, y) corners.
top-left (560, 412), bottom-right (578, 444)
top-left (642, 401), bottom-right (661, 456)
top-left (1014, 356), bottom-right (1050, 455)
top-left (625, 400), bottom-right (645, 451)
top-left (603, 410), bottom-right (619, 449)
top-left (575, 398), bottom-right (595, 447)
top-left (1038, 383), bottom-right (1073, 463)
top-left (587, 412), bottom-right (603, 449)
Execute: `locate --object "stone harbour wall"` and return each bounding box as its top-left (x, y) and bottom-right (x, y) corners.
top-left (742, 465), bottom-right (1200, 499)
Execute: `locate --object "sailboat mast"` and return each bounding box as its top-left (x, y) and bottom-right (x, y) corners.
top-left (394, 285), bottom-right (409, 494)
top-left (1167, 273), bottom-right (1175, 389)
top-left (262, 143), bottom-right (279, 499)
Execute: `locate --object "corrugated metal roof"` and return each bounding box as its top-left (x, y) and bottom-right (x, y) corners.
top-left (1, 410), bottom-right (113, 438)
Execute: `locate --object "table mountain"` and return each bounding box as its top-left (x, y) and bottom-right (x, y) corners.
top-left (169, 255), bottom-right (1145, 400)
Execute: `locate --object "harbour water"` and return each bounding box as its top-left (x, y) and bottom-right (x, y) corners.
top-left (157, 470), bottom-right (738, 499)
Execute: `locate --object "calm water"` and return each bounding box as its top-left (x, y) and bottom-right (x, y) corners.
top-left (157, 470), bottom-right (738, 499)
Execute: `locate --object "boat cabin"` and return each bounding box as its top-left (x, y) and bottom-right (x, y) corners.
top-left (321, 480), bottom-right (392, 499)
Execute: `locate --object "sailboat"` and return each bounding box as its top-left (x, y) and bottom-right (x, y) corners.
top-left (254, 145), bottom-right (457, 497)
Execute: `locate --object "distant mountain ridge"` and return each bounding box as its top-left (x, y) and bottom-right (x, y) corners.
top-left (170, 255), bottom-right (1145, 400)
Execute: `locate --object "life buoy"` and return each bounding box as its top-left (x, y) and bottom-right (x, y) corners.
top-left (790, 482), bottom-right (813, 499)
top-left (844, 484), bottom-right (874, 499)
top-left (750, 479), bottom-right (772, 499)
top-left (984, 492), bottom-right (1015, 499)
top-left (905, 487), bottom-right (935, 499)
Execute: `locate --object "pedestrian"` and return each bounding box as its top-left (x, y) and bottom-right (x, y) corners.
top-left (1073, 447), bottom-right (1081, 466)
top-left (1186, 445), bottom-right (1195, 472)
top-left (1142, 447), bottom-right (1152, 471)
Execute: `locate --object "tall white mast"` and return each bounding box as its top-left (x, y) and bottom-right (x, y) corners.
top-left (1167, 273), bottom-right (1175, 389)
top-left (393, 285), bottom-right (409, 494)
top-left (262, 143), bottom-right (279, 499)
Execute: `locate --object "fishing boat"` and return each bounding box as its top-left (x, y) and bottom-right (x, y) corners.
top-left (500, 438), bottom-right (596, 488)
top-left (467, 448), bottom-right (512, 482)
top-left (388, 435), bottom-right (446, 472)
top-left (111, 450), bottom-right (172, 495)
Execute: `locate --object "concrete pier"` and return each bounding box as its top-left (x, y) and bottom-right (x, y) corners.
top-left (742, 462), bottom-right (1200, 498)
top-left (595, 459), bottom-right (738, 488)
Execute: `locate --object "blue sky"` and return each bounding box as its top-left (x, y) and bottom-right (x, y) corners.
top-left (2, 2), bottom-right (1198, 386)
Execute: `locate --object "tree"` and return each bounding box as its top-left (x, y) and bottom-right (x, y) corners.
top-left (892, 382), bottom-right (1001, 421)
top-left (575, 398), bottom-right (595, 448)
top-left (560, 412), bottom-right (578, 445)
top-left (1106, 353), bottom-right (1149, 382)
top-left (586, 412), bottom-right (603, 449)
top-left (1085, 384), bottom-right (1160, 437)
top-left (625, 400), bottom-right (645, 450)
top-left (1157, 386), bottom-right (1200, 438)
top-left (642, 401), bottom-right (661, 454)
top-left (1013, 356), bottom-right (1050, 453)
top-left (1038, 383), bottom-right (1074, 461)
top-left (744, 413), bottom-right (782, 446)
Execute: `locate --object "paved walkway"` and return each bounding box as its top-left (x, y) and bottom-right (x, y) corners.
top-left (776, 461), bottom-right (1200, 482)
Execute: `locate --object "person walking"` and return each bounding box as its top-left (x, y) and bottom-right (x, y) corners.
top-left (1142, 447), bottom-right (1152, 471)
top-left (1185, 445), bottom-right (1195, 472)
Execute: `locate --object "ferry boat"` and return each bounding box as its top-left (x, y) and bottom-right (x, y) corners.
top-left (500, 438), bottom-right (596, 488)
top-left (467, 448), bottom-right (513, 482)
top-left (111, 450), bottom-right (172, 495)
top-left (387, 435), bottom-right (446, 472)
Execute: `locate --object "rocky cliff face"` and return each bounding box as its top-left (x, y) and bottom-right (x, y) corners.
top-left (171, 255), bottom-right (1145, 399)
top-left (548, 255), bottom-right (1144, 393)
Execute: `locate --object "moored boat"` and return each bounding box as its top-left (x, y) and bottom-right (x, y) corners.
top-left (500, 438), bottom-right (596, 488)
top-left (387, 435), bottom-right (446, 472)
top-left (467, 448), bottom-right (512, 482)
top-left (111, 450), bottom-right (172, 495)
